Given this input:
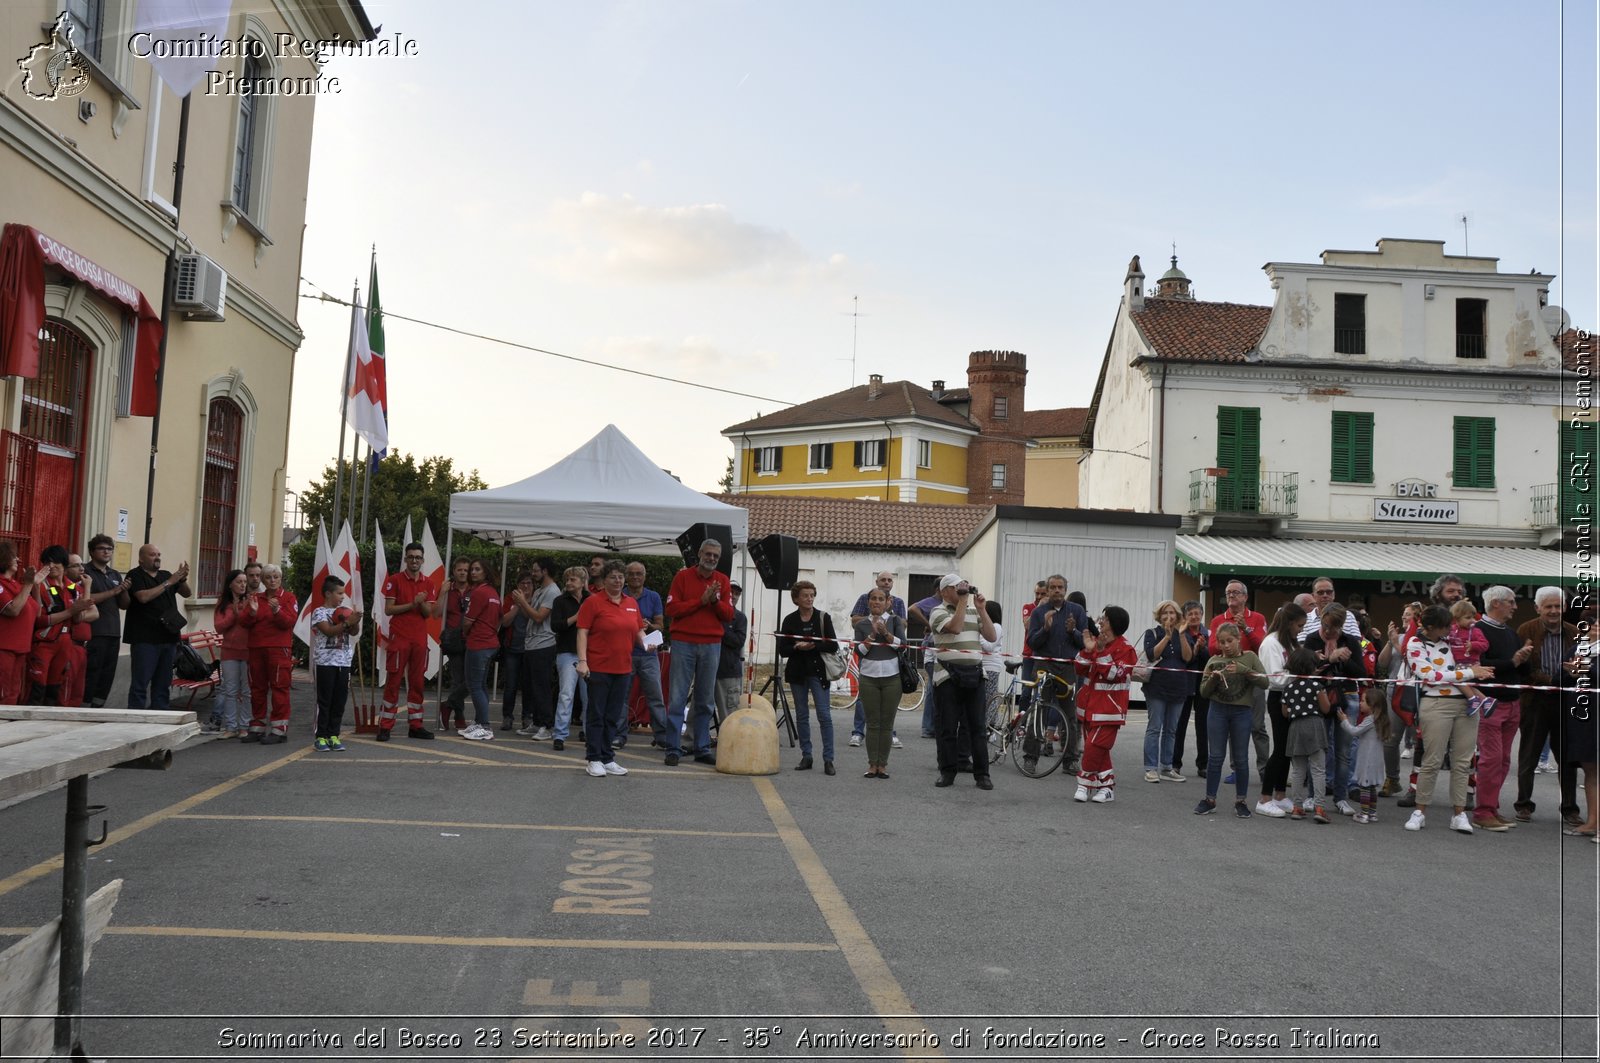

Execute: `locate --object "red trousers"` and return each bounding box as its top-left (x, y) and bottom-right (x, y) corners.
top-left (249, 646), bottom-right (294, 735)
top-left (380, 636), bottom-right (429, 727)
top-left (27, 639), bottom-right (81, 705)
top-left (1473, 698), bottom-right (1521, 820)
top-left (1077, 723), bottom-right (1121, 791)
top-left (0, 650), bottom-right (24, 704)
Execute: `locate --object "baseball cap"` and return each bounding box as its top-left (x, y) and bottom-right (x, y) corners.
top-left (729, 579), bottom-right (742, 590)
top-left (938, 573), bottom-right (964, 590)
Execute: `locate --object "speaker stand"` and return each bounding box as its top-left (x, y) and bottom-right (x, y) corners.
top-left (759, 671), bottom-right (798, 748)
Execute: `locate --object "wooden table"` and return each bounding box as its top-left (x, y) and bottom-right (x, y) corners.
top-left (0, 707), bottom-right (199, 1059)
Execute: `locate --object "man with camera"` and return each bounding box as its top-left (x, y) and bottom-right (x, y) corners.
top-left (929, 573), bottom-right (998, 790)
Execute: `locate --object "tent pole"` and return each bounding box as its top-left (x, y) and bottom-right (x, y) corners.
top-left (438, 524), bottom-right (454, 720)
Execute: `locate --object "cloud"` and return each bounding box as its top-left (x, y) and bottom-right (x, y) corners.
top-left (548, 192), bottom-right (845, 282)
top-left (596, 334), bottom-right (778, 375)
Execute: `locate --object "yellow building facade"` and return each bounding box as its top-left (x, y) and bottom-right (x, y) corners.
top-left (1, 0), bottom-right (370, 617)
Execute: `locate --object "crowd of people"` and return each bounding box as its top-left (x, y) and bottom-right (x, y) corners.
top-left (8, 531), bottom-right (1591, 838)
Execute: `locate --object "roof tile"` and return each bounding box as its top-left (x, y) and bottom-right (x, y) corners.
top-left (723, 380), bottom-right (977, 435)
top-left (1130, 297), bottom-right (1272, 363)
top-left (712, 493), bottom-right (988, 552)
top-left (1022, 406), bottom-right (1087, 439)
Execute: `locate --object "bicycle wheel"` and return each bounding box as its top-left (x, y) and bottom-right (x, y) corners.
top-left (828, 677), bottom-right (858, 711)
top-left (984, 691), bottom-right (1009, 764)
top-left (897, 681), bottom-right (925, 713)
top-left (1011, 701), bottom-right (1068, 778)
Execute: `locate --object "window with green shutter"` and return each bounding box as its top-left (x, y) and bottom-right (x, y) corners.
top-left (1452, 417), bottom-right (1495, 488)
top-left (1560, 421), bottom-right (1595, 523)
top-left (1216, 406), bottom-right (1261, 512)
top-left (1330, 411), bottom-right (1374, 483)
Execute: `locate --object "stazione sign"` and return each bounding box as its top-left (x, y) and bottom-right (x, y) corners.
top-left (1374, 497), bottom-right (1460, 524)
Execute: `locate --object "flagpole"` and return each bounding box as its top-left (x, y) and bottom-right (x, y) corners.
top-left (332, 279), bottom-right (359, 528)
top-left (359, 443), bottom-right (373, 542)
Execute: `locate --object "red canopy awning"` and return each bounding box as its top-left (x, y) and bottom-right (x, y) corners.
top-left (0, 223), bottom-right (163, 416)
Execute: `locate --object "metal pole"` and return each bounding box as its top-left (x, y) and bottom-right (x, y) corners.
top-left (358, 444), bottom-right (373, 542)
top-left (332, 282), bottom-right (358, 527)
top-left (142, 94), bottom-right (190, 544)
top-left (54, 776), bottom-right (91, 1056)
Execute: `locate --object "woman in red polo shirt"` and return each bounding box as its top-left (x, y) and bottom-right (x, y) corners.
top-left (459, 559), bottom-right (502, 741)
top-left (0, 543), bottom-right (42, 704)
top-left (575, 560), bottom-right (644, 777)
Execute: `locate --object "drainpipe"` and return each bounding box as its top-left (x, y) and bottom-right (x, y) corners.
top-left (1156, 361), bottom-right (1168, 514)
top-left (882, 419), bottom-right (894, 501)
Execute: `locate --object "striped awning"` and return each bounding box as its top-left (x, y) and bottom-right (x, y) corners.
top-left (1175, 535), bottom-right (1575, 587)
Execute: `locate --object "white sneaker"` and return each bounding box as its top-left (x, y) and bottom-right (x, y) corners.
top-left (1450, 812), bottom-right (1474, 834)
top-left (462, 724), bottom-right (492, 741)
top-left (891, 736), bottom-right (903, 748)
top-left (586, 761), bottom-right (607, 777)
top-left (1274, 798), bottom-right (1296, 815)
top-left (1255, 800), bottom-right (1287, 818)
top-left (515, 724), bottom-right (535, 736)
top-left (1144, 771), bottom-right (1161, 783)
top-left (1159, 768), bottom-right (1185, 782)
top-left (1073, 786), bottom-right (1089, 802)
top-left (602, 761), bottom-right (628, 776)
top-left (1405, 810), bottom-right (1426, 831)
top-left (848, 733), bottom-right (863, 747)
top-left (1400, 745), bottom-right (1413, 760)
top-left (1336, 799), bottom-right (1357, 817)
top-left (1091, 788), bottom-right (1113, 803)
top-left (532, 727), bottom-right (553, 741)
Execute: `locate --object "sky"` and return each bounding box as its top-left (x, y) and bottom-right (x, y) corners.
top-left (287, 0), bottom-right (1598, 505)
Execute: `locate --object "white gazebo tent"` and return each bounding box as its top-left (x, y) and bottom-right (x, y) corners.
top-left (445, 424), bottom-right (748, 559)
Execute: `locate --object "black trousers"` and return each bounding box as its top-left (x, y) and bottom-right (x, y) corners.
top-left (1261, 691), bottom-right (1292, 795)
top-left (85, 636), bottom-right (120, 706)
top-left (314, 664), bottom-right (349, 738)
top-left (1172, 691), bottom-right (1210, 775)
top-left (935, 678), bottom-right (988, 778)
top-left (524, 646), bottom-right (556, 728)
top-left (1515, 692), bottom-right (1580, 816)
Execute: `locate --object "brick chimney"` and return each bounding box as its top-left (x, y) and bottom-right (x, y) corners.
top-left (867, 373), bottom-right (883, 399)
top-left (963, 350), bottom-right (1027, 506)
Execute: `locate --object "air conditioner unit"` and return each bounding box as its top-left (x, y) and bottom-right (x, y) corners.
top-left (173, 253), bottom-right (228, 321)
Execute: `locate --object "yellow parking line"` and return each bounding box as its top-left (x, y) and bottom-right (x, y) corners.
top-left (0, 925), bottom-right (838, 952)
top-left (0, 747), bottom-right (313, 900)
top-left (753, 777), bottom-right (942, 1060)
top-left (352, 740), bottom-right (499, 765)
top-left (173, 813), bottom-right (777, 838)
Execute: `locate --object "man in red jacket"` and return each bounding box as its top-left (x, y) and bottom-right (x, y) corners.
top-left (662, 538), bottom-right (734, 766)
top-left (378, 541), bottom-right (438, 741)
top-left (241, 562), bottom-right (298, 744)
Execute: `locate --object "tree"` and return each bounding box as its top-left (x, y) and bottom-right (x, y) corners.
top-left (718, 455), bottom-right (734, 493)
top-left (296, 452), bottom-right (487, 537)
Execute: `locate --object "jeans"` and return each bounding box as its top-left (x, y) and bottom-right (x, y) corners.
top-left (1206, 702), bottom-right (1253, 801)
top-left (667, 640), bottom-right (719, 757)
top-left (500, 649), bottom-right (525, 723)
top-left (1143, 693), bottom-right (1184, 771)
top-left (631, 652), bottom-right (668, 738)
top-left (1322, 694), bottom-right (1356, 801)
top-left (1173, 691), bottom-right (1209, 774)
top-left (791, 676), bottom-right (833, 762)
top-left (714, 676), bottom-right (742, 720)
top-left (218, 658), bottom-right (250, 730)
top-left (127, 642), bottom-right (176, 710)
top-left (465, 648), bottom-right (497, 728)
top-left (584, 671), bottom-right (629, 764)
top-left (314, 664), bottom-right (349, 738)
top-left (554, 651), bottom-right (586, 740)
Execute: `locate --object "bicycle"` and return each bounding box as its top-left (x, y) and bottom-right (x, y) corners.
top-left (829, 646), bottom-right (926, 714)
top-left (985, 661), bottom-right (1074, 778)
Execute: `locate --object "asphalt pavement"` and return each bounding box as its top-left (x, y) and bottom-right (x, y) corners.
top-left (1, 667), bottom-right (1595, 1063)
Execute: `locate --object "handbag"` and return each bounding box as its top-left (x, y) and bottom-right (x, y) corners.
top-left (1131, 629), bottom-right (1157, 684)
top-left (822, 650), bottom-right (846, 682)
top-left (898, 649), bottom-right (921, 694)
top-left (158, 593), bottom-right (189, 637)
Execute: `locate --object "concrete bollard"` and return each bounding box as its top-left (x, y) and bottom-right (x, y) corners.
top-left (714, 705), bottom-right (779, 776)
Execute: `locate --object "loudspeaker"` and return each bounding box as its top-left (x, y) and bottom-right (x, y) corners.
top-left (676, 523), bottom-right (734, 575)
top-left (749, 533), bottom-right (799, 591)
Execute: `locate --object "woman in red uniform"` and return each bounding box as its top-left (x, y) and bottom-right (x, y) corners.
top-left (241, 562), bottom-right (297, 744)
top-left (0, 543), bottom-right (41, 704)
top-left (575, 560), bottom-right (645, 777)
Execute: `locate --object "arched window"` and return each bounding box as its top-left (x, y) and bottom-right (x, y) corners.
top-left (198, 397), bottom-right (244, 596)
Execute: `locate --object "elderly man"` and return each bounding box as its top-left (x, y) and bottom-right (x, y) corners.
top-left (1297, 577), bottom-right (1365, 643)
top-left (624, 561), bottom-right (667, 749)
top-left (931, 574), bottom-right (998, 790)
top-left (663, 539), bottom-right (734, 766)
top-left (1472, 586), bottom-right (1532, 829)
top-left (1026, 574), bottom-right (1091, 774)
top-left (849, 571), bottom-right (906, 749)
top-left (1513, 587), bottom-right (1582, 825)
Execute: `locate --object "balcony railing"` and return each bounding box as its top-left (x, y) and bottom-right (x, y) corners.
top-left (1189, 468), bottom-right (1299, 518)
top-left (1531, 483), bottom-right (1558, 527)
